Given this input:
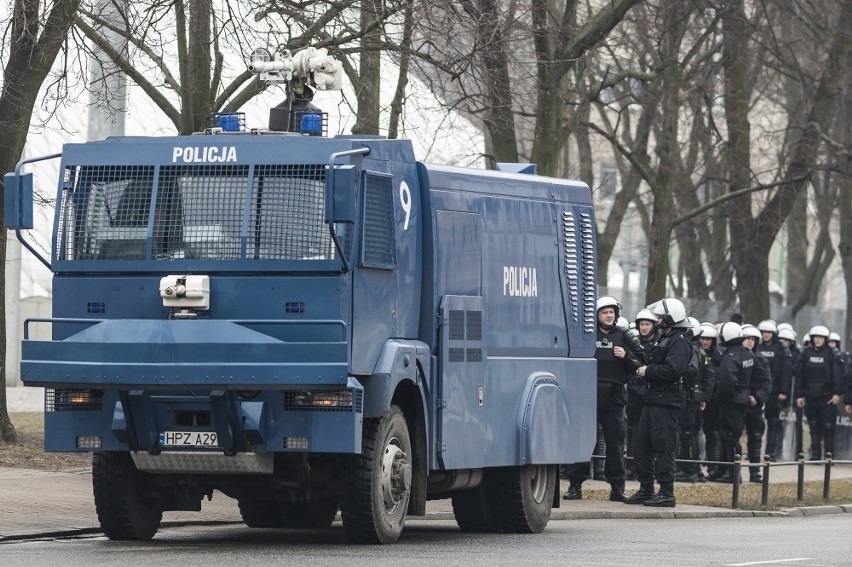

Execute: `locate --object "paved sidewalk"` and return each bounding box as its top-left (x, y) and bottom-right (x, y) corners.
top-left (3, 386), bottom-right (852, 541)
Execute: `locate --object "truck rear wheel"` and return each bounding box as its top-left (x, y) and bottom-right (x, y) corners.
top-left (92, 452), bottom-right (163, 540)
top-left (340, 405), bottom-right (412, 544)
top-left (488, 464), bottom-right (555, 533)
top-left (239, 498), bottom-right (338, 529)
top-left (451, 484), bottom-right (498, 532)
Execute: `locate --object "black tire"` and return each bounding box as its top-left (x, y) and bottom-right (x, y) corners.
top-left (451, 484), bottom-right (498, 532)
top-left (92, 452), bottom-right (163, 541)
top-left (340, 405), bottom-right (412, 544)
top-left (238, 499), bottom-right (283, 528)
top-left (487, 464), bottom-right (556, 533)
top-left (239, 498), bottom-right (338, 529)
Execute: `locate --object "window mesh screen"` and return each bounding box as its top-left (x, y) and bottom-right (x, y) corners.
top-left (56, 163), bottom-right (332, 262)
top-left (157, 165), bottom-right (248, 260)
top-left (250, 165), bottom-right (331, 260)
top-left (57, 165), bottom-right (156, 260)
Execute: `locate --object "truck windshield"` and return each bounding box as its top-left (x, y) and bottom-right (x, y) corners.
top-left (56, 164), bottom-right (336, 262)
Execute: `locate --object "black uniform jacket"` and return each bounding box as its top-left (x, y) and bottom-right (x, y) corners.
top-left (643, 328), bottom-right (691, 409)
top-left (714, 343), bottom-right (755, 406)
top-left (795, 345), bottom-right (843, 400)
top-left (756, 340), bottom-right (792, 396)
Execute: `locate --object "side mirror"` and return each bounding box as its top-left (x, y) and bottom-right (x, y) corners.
top-left (4, 172), bottom-right (34, 229)
top-left (326, 165), bottom-right (357, 224)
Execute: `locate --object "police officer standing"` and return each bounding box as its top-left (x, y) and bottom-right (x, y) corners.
top-left (564, 296), bottom-right (642, 502)
top-left (740, 325), bottom-right (772, 482)
top-left (714, 322), bottom-right (754, 484)
top-left (624, 298), bottom-right (691, 507)
top-left (626, 308), bottom-right (658, 480)
top-left (756, 320), bottom-right (793, 462)
top-left (795, 326), bottom-right (844, 460)
top-left (674, 318), bottom-right (708, 483)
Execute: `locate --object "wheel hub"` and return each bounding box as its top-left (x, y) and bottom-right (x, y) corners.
top-left (381, 440), bottom-right (410, 513)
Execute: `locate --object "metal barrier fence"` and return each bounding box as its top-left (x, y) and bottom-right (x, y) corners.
top-left (590, 453), bottom-right (851, 509)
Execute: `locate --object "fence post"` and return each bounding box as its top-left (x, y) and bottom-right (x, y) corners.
top-left (761, 454), bottom-right (770, 506)
top-left (823, 452), bottom-right (832, 501)
top-left (797, 452), bottom-right (805, 502)
top-left (731, 454), bottom-right (742, 509)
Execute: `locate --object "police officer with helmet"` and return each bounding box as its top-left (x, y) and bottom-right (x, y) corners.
top-left (755, 320), bottom-right (792, 462)
top-left (740, 324), bottom-right (772, 482)
top-left (625, 308), bottom-right (658, 480)
top-left (674, 317), bottom-right (708, 483)
top-left (713, 322), bottom-right (755, 484)
top-left (564, 296), bottom-right (643, 502)
top-left (624, 298), bottom-right (691, 507)
top-left (795, 325), bottom-right (844, 460)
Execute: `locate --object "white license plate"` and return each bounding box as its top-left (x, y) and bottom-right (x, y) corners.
top-left (159, 431), bottom-right (218, 448)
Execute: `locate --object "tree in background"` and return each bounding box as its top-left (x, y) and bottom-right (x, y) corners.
top-left (0, 0), bottom-right (82, 443)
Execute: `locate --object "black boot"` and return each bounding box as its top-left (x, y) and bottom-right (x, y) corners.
top-left (705, 431), bottom-right (722, 480)
top-left (644, 484), bottom-right (676, 508)
top-left (623, 484), bottom-right (655, 505)
top-left (563, 484), bottom-right (582, 500)
top-left (748, 442), bottom-right (763, 483)
top-left (609, 482), bottom-right (626, 502)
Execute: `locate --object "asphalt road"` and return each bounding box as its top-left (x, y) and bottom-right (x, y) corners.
top-left (3, 516), bottom-right (850, 566)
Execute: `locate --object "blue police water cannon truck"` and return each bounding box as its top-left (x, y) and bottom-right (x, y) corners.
top-left (3, 46), bottom-right (598, 544)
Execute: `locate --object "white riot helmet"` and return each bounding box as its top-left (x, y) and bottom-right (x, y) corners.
top-left (778, 328), bottom-right (797, 342)
top-left (634, 308), bottom-right (656, 324)
top-left (719, 322), bottom-right (744, 345)
top-left (699, 323), bottom-right (718, 339)
top-left (757, 320), bottom-right (778, 334)
top-left (741, 324), bottom-right (761, 339)
top-left (808, 325), bottom-right (830, 339)
top-left (777, 322), bottom-right (794, 333)
top-left (596, 296), bottom-right (622, 319)
top-left (650, 297), bottom-right (687, 328)
top-left (828, 332), bottom-right (841, 347)
top-left (617, 316), bottom-right (629, 329)
top-left (686, 316), bottom-right (702, 338)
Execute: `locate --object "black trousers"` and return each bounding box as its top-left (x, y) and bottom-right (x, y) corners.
top-left (634, 404), bottom-right (679, 487)
top-left (677, 401), bottom-right (702, 474)
top-left (625, 393), bottom-right (644, 471)
top-left (764, 395), bottom-right (786, 457)
top-left (804, 399), bottom-right (838, 459)
top-left (567, 405), bottom-right (626, 485)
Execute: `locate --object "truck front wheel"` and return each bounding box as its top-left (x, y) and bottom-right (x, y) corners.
top-left (92, 452), bottom-right (163, 540)
top-left (341, 405), bottom-right (412, 544)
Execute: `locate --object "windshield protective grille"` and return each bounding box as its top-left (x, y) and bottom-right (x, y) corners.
top-left (57, 164), bottom-right (332, 262)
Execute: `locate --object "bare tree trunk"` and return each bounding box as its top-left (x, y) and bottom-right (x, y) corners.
top-left (529, 0), bottom-right (640, 176)
top-left (387, 4), bottom-right (413, 140)
top-left (721, 0), bottom-right (764, 321)
top-left (0, 0), bottom-right (82, 443)
top-left (836, 84), bottom-right (852, 343)
top-left (644, 0), bottom-right (689, 303)
top-left (352, 0), bottom-right (382, 135)
top-left (740, 0), bottom-right (852, 321)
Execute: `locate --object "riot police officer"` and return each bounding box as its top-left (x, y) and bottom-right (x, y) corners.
top-left (778, 324), bottom-right (802, 456)
top-left (741, 325), bottom-right (772, 482)
top-left (756, 320), bottom-right (792, 462)
top-left (564, 296), bottom-right (642, 502)
top-left (698, 324), bottom-right (723, 480)
top-left (714, 322), bottom-right (754, 484)
top-left (795, 325), bottom-right (844, 460)
top-left (674, 318), bottom-right (709, 483)
top-left (624, 298), bottom-right (691, 507)
top-left (625, 308), bottom-right (657, 480)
